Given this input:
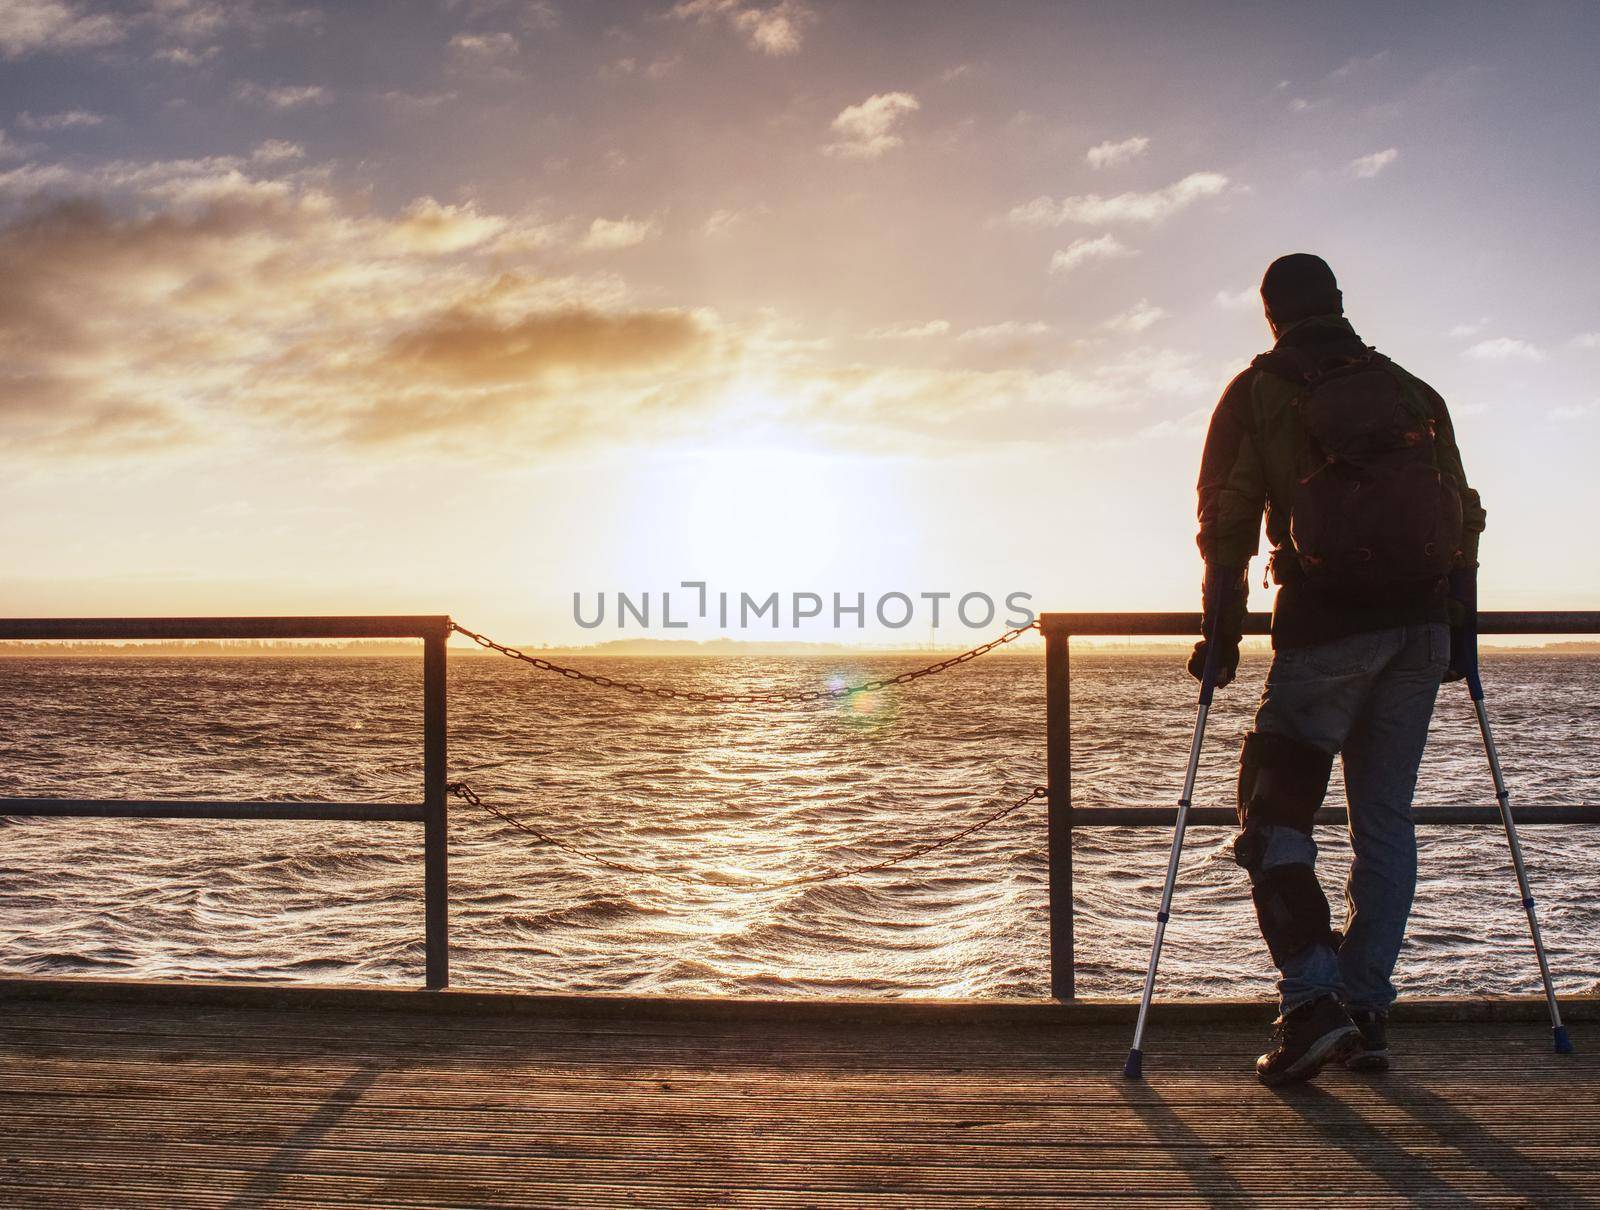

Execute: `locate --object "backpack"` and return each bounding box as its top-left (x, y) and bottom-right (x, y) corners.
top-left (1254, 346), bottom-right (1464, 603)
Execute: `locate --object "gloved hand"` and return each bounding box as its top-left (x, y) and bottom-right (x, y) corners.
top-left (1444, 565), bottom-right (1478, 683)
top-left (1188, 564), bottom-right (1246, 690)
top-left (1187, 639), bottom-right (1239, 689)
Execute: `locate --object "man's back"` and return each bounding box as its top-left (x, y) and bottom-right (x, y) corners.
top-left (1196, 312), bottom-right (1485, 648)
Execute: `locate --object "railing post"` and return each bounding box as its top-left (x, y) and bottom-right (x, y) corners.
top-left (1045, 625), bottom-right (1073, 1000)
top-left (423, 629), bottom-right (449, 989)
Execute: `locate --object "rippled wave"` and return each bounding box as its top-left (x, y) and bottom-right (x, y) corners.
top-left (2, 652), bottom-right (1596, 1000)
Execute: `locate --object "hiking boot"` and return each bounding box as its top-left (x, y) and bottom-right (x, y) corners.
top-left (1255, 996), bottom-right (1360, 1087)
top-left (1342, 1008), bottom-right (1390, 1072)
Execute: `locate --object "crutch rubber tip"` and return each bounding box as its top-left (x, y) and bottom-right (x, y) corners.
top-left (1122, 1048), bottom-right (1143, 1080)
top-left (1553, 1026), bottom-right (1574, 1055)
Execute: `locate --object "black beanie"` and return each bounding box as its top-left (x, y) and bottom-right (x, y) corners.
top-left (1260, 253), bottom-right (1343, 326)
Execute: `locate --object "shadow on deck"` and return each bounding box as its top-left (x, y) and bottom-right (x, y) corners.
top-left (1, 981), bottom-right (1595, 1207)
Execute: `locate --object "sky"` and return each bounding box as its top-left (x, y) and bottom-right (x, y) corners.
top-left (2, 0), bottom-right (1598, 644)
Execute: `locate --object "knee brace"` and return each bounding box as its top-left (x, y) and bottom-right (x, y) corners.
top-left (1236, 730), bottom-right (1334, 833)
top-left (1234, 732), bottom-right (1338, 965)
top-left (1250, 862), bottom-right (1335, 967)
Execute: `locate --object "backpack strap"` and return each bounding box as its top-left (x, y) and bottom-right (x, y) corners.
top-left (1250, 347), bottom-right (1316, 385)
top-left (1253, 345), bottom-right (1384, 387)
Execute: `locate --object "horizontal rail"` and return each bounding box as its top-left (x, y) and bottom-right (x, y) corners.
top-left (0, 799), bottom-right (426, 822)
top-left (0, 616), bottom-right (452, 641)
top-left (1069, 805), bottom-right (1600, 827)
top-left (1040, 610), bottom-right (1600, 637)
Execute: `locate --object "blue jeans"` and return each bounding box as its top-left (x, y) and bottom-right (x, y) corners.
top-left (1248, 623), bottom-right (1448, 1014)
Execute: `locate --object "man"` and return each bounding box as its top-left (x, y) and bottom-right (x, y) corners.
top-left (1192, 253), bottom-right (1485, 1086)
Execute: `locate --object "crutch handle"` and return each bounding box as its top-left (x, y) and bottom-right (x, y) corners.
top-left (1195, 566), bottom-right (1238, 706)
top-left (1197, 632), bottom-right (1223, 707)
top-left (1465, 667), bottom-right (1485, 702)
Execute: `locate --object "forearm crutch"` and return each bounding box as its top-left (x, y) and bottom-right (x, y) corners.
top-left (1466, 665), bottom-right (1574, 1054)
top-left (1124, 634), bottom-right (1222, 1079)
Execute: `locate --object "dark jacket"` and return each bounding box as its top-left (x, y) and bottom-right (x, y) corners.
top-left (1196, 315), bottom-right (1486, 648)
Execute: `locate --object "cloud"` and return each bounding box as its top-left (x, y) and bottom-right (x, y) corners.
top-left (601, 55), bottom-right (678, 80)
top-left (0, 371), bottom-right (189, 453)
top-left (702, 207), bottom-right (763, 238)
top-left (1571, 332), bottom-right (1600, 349)
top-left (233, 82), bottom-right (331, 109)
top-left (1102, 300), bottom-right (1167, 333)
top-left (0, 155), bottom-right (731, 458)
top-left (445, 0), bottom-right (559, 28)
top-left (1349, 148), bottom-right (1399, 179)
top-left (149, 0), bottom-right (321, 44)
top-left (1085, 135), bottom-right (1149, 169)
top-left (1550, 402), bottom-right (1596, 422)
top-left (667, 0), bottom-right (816, 56)
top-left (0, 0), bottom-right (125, 57)
top-left (941, 63), bottom-right (972, 83)
top-left (701, 208), bottom-right (739, 237)
top-left (154, 43), bottom-right (217, 65)
top-left (448, 30), bottom-right (520, 71)
top-left (866, 319), bottom-right (950, 339)
top-left (1214, 286), bottom-right (1258, 310)
top-left (0, 135), bottom-right (1248, 465)
top-left (17, 108), bottom-right (105, 131)
top-left (823, 92), bottom-right (920, 160)
top-left (1282, 51), bottom-right (1391, 114)
top-left (0, 152), bottom-right (1238, 463)
top-left (524, 1), bottom-right (559, 29)
top-left (1048, 233), bottom-right (1134, 274)
top-left (1009, 171), bottom-right (1230, 227)
top-left (781, 346), bottom-right (1214, 452)
top-left (1449, 317), bottom-right (1491, 338)
top-left (959, 321), bottom-right (1050, 341)
top-left (0, 130), bottom-right (26, 161)
top-left (384, 305), bottom-right (706, 388)
top-left (1464, 337), bottom-right (1544, 363)
top-left (579, 215), bottom-right (659, 251)
top-left (392, 197), bottom-right (511, 254)
top-left (1328, 50), bottom-right (1390, 82)
top-left (0, 153), bottom-right (302, 204)
top-left (380, 89), bottom-right (458, 111)
top-left (1139, 405), bottom-right (1211, 440)
top-left (250, 139), bottom-right (304, 164)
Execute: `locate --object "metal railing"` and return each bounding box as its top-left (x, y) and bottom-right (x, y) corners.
top-left (3, 610), bottom-right (1598, 1001)
top-left (0, 616), bottom-right (453, 989)
top-left (1039, 611), bottom-right (1600, 999)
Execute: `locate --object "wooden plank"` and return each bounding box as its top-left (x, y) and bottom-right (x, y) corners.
top-left (5, 978), bottom-right (1593, 1027)
top-left (1, 997), bottom-right (1592, 1208)
top-left (4, 1140), bottom-right (1592, 1195)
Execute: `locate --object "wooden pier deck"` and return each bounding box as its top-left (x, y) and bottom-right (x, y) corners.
top-left (1, 983), bottom-right (1596, 1208)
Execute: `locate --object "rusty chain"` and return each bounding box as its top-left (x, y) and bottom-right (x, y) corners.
top-left (449, 619), bottom-right (1040, 704)
top-left (448, 780), bottom-right (1046, 891)
top-left (444, 620), bottom-right (1043, 888)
